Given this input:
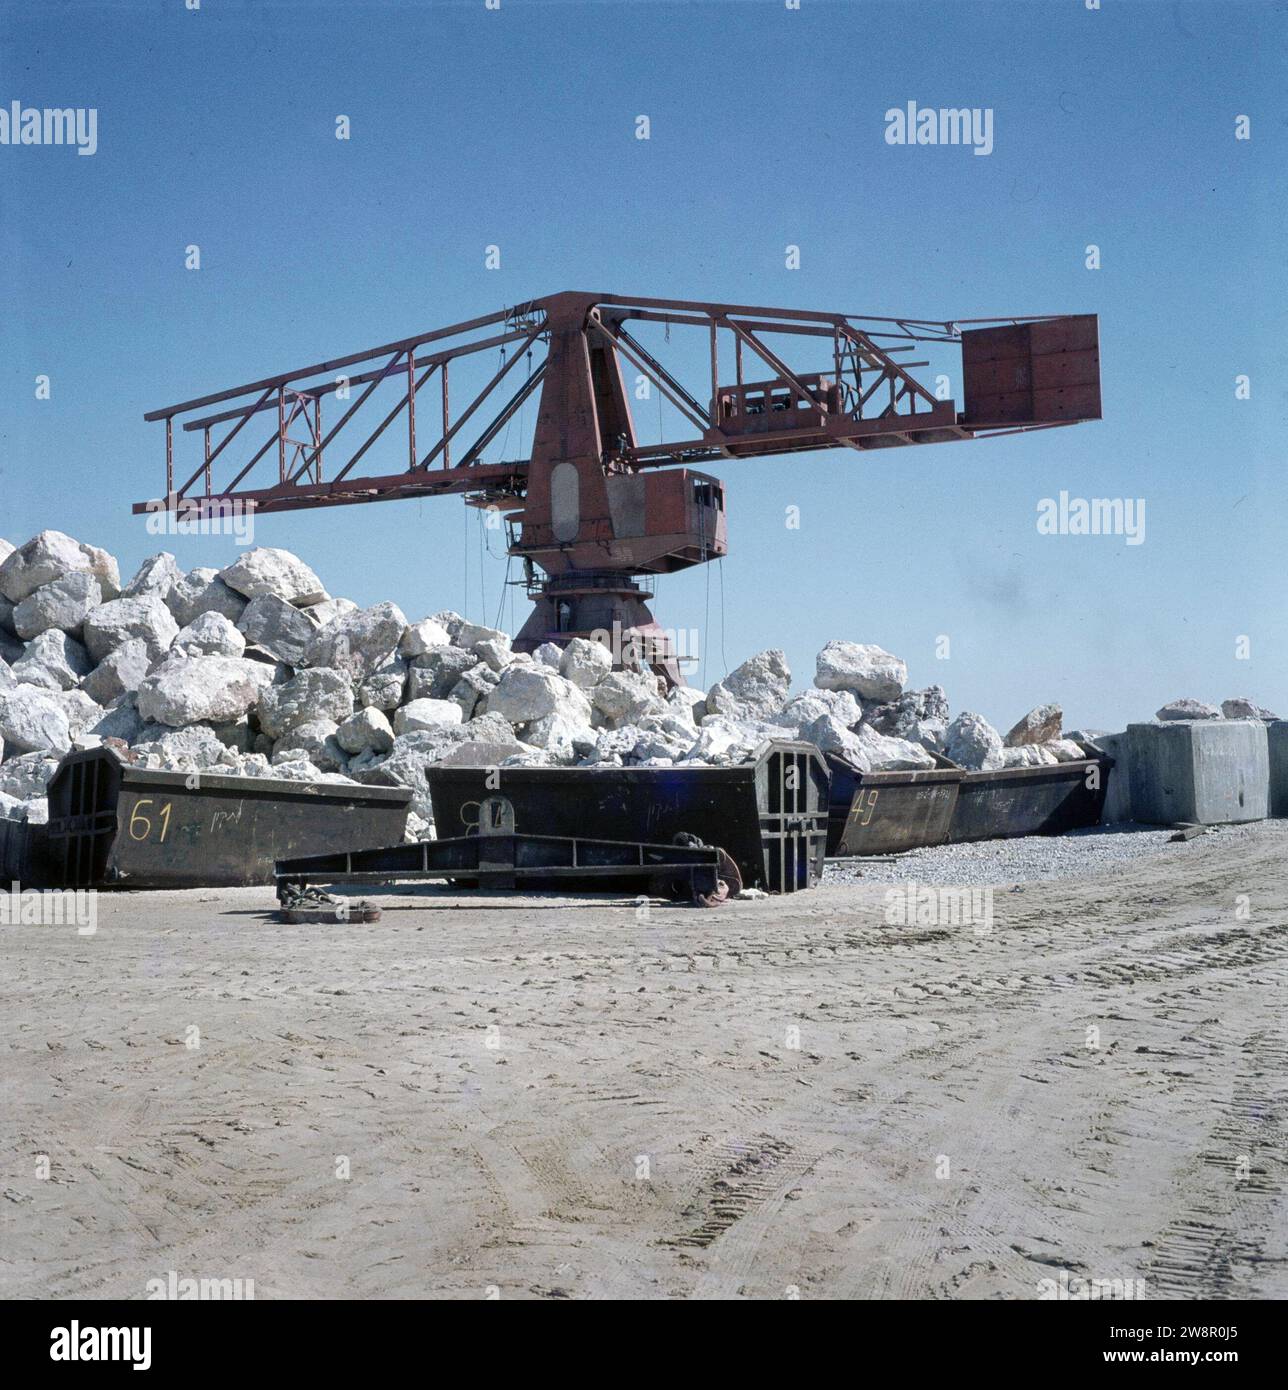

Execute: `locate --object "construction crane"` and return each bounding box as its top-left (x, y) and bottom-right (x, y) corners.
top-left (135, 291), bottom-right (1101, 682)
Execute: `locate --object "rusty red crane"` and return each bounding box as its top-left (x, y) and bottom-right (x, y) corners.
top-left (135, 291), bottom-right (1101, 681)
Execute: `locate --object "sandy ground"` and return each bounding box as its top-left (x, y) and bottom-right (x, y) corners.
top-left (3, 823), bottom-right (1287, 1301)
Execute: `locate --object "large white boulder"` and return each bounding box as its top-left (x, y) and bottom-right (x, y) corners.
top-left (1156, 698), bottom-right (1222, 721)
top-left (448, 663), bottom-right (500, 719)
top-left (0, 685), bottom-right (73, 755)
top-left (12, 572), bottom-right (102, 639)
top-left (80, 638), bottom-right (153, 705)
top-left (486, 665), bottom-right (591, 725)
top-left (705, 649), bottom-right (791, 721)
top-left (1221, 697), bottom-right (1279, 721)
top-left (271, 719), bottom-right (344, 771)
top-left (455, 621), bottom-right (510, 653)
top-left (256, 666), bottom-right (354, 739)
top-left (394, 699), bottom-right (463, 735)
top-left (559, 637), bottom-right (612, 690)
top-left (219, 547), bottom-right (327, 606)
top-left (0, 530), bottom-right (118, 603)
top-left (943, 711), bottom-right (1005, 770)
top-left (121, 552), bottom-right (180, 601)
top-left (1004, 703), bottom-right (1062, 746)
top-left (398, 618), bottom-right (452, 658)
top-left (814, 640), bottom-right (907, 702)
top-left (236, 593), bottom-right (319, 665)
top-left (358, 655), bottom-right (408, 711)
top-left (407, 645), bottom-right (478, 701)
top-left (174, 610), bottom-right (246, 658)
top-left (11, 631), bottom-right (93, 690)
top-left (136, 655), bottom-right (275, 728)
top-left (305, 602), bottom-right (407, 679)
top-left (335, 705), bottom-right (395, 755)
top-left (83, 594), bottom-right (179, 663)
top-left (775, 688), bottom-right (863, 733)
top-left (591, 669), bottom-right (663, 726)
top-left (165, 571), bottom-right (248, 629)
top-left (864, 685), bottom-right (949, 751)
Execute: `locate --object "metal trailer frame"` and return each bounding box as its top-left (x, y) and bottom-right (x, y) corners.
top-left (275, 797), bottom-right (734, 907)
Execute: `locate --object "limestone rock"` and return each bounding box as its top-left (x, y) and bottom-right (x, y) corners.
top-left (165, 572), bottom-right (247, 629)
top-left (0, 750), bottom-right (60, 798)
top-left (398, 618), bottom-right (452, 658)
top-left (0, 686), bottom-right (73, 755)
top-left (271, 719), bottom-right (343, 771)
top-left (776, 688), bottom-right (862, 734)
top-left (705, 649), bottom-right (791, 721)
top-left (814, 640), bottom-right (907, 702)
top-left (83, 594), bottom-right (179, 663)
top-left (523, 712), bottom-right (596, 763)
top-left (1221, 697), bottom-right (1278, 721)
top-left (456, 621), bottom-right (510, 653)
top-left (236, 593), bottom-right (319, 665)
top-left (12, 631), bottom-right (93, 690)
top-left (256, 667), bottom-right (354, 739)
top-left (121, 552), bottom-right (180, 602)
top-left (1044, 738), bottom-right (1087, 762)
top-left (447, 663), bottom-right (501, 720)
top-left (559, 637), bottom-right (612, 690)
top-left (358, 655), bottom-right (408, 711)
top-left (865, 686), bottom-right (949, 751)
top-left (48, 688), bottom-right (103, 739)
top-left (219, 547), bottom-right (327, 606)
top-left (137, 655), bottom-right (275, 728)
top-left (335, 706), bottom-right (395, 755)
top-left (1155, 698), bottom-right (1222, 721)
top-left (307, 597), bottom-right (358, 629)
top-left (1004, 703), bottom-right (1063, 747)
top-left (473, 638), bottom-right (513, 673)
top-left (487, 666), bottom-right (591, 726)
top-left (0, 530), bottom-right (118, 603)
top-left (427, 610), bottom-right (465, 644)
top-left (591, 669), bottom-right (662, 726)
top-left (305, 602), bottom-right (407, 680)
top-left (12, 572), bottom-right (102, 639)
top-left (408, 645), bottom-right (478, 701)
top-left (535, 641), bottom-right (563, 670)
top-left (943, 711), bottom-right (1005, 770)
top-left (174, 610), bottom-right (246, 658)
top-left (394, 699), bottom-right (464, 735)
top-left (80, 639), bottom-right (153, 706)
top-left (1002, 744), bottom-right (1060, 768)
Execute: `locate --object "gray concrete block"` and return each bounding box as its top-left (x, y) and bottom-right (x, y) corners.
top-left (1267, 721), bottom-right (1288, 818)
top-left (1091, 731), bottom-right (1133, 823)
top-left (1126, 720), bottom-right (1268, 826)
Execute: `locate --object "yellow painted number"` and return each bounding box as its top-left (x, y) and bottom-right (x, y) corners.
top-left (128, 798), bottom-right (174, 842)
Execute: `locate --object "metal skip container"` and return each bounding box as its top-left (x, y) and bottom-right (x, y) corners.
top-left (44, 748), bottom-right (412, 889)
top-left (425, 740), bottom-right (830, 893)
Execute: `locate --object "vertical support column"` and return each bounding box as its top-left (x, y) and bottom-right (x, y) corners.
top-left (203, 427), bottom-right (212, 495)
top-left (441, 361), bottom-right (451, 469)
top-left (709, 320), bottom-right (718, 421)
top-left (406, 350), bottom-right (417, 470)
top-left (277, 386), bottom-right (287, 482)
top-left (165, 418), bottom-right (173, 496)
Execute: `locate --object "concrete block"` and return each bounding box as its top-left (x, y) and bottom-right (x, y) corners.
top-left (1267, 721), bottom-right (1288, 818)
top-left (1091, 731), bottom-right (1133, 823)
top-left (1126, 720), bottom-right (1268, 826)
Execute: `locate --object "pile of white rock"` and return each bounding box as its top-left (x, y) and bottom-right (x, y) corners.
top-left (0, 532), bottom-right (1089, 836)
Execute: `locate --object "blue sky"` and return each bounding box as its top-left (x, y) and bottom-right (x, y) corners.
top-left (1, 0), bottom-right (1284, 731)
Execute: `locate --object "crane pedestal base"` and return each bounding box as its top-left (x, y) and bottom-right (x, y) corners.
top-left (512, 574), bottom-right (683, 686)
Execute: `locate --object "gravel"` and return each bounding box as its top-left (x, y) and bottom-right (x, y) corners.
top-left (824, 822), bottom-right (1265, 886)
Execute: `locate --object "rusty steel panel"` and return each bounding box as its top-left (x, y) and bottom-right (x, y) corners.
top-left (962, 314), bottom-right (1099, 428)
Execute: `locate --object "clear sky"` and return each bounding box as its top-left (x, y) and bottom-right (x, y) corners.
top-left (1, 0), bottom-right (1284, 733)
